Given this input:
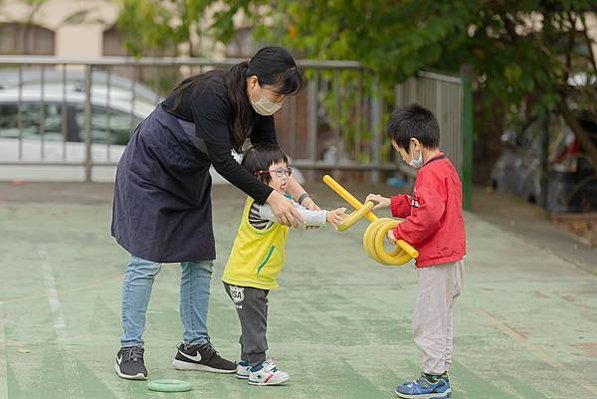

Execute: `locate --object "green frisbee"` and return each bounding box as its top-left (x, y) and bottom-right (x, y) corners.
top-left (147, 379), bottom-right (192, 392)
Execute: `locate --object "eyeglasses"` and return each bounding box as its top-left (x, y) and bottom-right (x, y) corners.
top-left (256, 167), bottom-right (293, 178)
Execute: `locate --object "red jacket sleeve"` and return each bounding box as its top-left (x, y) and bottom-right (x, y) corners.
top-left (390, 194), bottom-right (411, 219)
top-left (393, 175), bottom-right (446, 246)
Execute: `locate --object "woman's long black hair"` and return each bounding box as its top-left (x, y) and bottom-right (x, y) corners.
top-left (170, 46), bottom-right (304, 153)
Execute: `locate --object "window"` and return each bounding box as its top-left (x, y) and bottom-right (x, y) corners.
top-left (0, 23), bottom-right (55, 55)
top-left (0, 102), bottom-right (140, 146)
top-left (102, 26), bottom-right (127, 56)
top-left (0, 102), bottom-right (65, 140)
top-left (74, 105), bottom-right (140, 146)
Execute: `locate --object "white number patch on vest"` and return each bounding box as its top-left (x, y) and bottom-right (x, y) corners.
top-left (229, 286), bottom-right (245, 304)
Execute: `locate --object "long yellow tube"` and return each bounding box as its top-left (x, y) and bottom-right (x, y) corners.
top-left (337, 201), bottom-right (375, 232)
top-left (322, 175), bottom-right (377, 222)
top-left (323, 175), bottom-right (419, 266)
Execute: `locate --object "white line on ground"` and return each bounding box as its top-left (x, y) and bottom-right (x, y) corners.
top-left (38, 244), bottom-right (84, 399)
top-left (39, 247), bottom-right (67, 339)
top-left (0, 319), bottom-right (8, 399)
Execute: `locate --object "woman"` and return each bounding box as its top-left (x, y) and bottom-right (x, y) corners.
top-left (111, 47), bottom-right (318, 380)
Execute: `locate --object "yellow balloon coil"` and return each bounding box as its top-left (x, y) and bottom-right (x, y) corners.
top-left (323, 175), bottom-right (419, 266)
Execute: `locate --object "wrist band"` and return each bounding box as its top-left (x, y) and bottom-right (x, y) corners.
top-left (298, 193), bottom-right (310, 204)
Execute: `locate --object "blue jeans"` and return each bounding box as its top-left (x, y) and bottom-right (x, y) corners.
top-left (121, 256), bottom-right (213, 347)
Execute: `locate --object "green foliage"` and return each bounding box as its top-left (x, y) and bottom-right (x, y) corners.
top-left (115, 0), bottom-right (217, 57)
top-left (231, 0), bottom-right (595, 137)
top-left (113, 0), bottom-right (597, 165)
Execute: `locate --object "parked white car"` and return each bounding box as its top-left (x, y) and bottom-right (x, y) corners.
top-left (0, 69), bottom-right (155, 181)
top-left (0, 69), bottom-right (304, 184)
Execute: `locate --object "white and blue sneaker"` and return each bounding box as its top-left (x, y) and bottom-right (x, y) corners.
top-left (248, 360), bottom-right (289, 386)
top-left (394, 373), bottom-right (449, 398)
top-left (236, 360), bottom-right (250, 379)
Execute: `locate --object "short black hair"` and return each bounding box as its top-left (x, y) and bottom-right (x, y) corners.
top-left (241, 144), bottom-right (289, 184)
top-left (387, 104), bottom-right (440, 151)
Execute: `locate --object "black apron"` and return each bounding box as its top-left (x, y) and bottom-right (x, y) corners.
top-left (111, 105), bottom-right (216, 263)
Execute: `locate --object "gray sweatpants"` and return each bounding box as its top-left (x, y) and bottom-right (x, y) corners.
top-left (224, 283), bottom-right (269, 366)
top-left (413, 259), bottom-right (464, 375)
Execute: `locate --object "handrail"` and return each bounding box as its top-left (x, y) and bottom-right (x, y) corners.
top-left (0, 55), bottom-right (364, 70)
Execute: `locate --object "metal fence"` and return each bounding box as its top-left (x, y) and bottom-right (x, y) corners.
top-left (0, 56), bottom-right (471, 206)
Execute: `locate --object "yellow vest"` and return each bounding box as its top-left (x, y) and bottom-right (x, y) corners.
top-left (222, 197), bottom-right (289, 290)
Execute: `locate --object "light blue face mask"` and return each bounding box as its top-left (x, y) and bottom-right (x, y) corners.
top-left (408, 140), bottom-right (424, 169)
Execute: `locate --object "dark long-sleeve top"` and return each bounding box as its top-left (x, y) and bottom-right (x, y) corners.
top-left (161, 73), bottom-right (275, 205)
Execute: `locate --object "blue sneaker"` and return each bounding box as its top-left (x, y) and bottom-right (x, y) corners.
top-left (442, 373), bottom-right (452, 397)
top-left (394, 373), bottom-right (449, 399)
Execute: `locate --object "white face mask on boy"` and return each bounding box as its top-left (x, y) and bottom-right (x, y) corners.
top-left (250, 87), bottom-right (282, 116)
top-left (408, 140), bottom-right (424, 169)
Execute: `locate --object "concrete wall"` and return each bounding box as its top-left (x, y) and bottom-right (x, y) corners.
top-left (0, 0), bottom-right (118, 58)
top-left (2, 1), bottom-right (594, 62)
top-left (0, 0), bottom-right (232, 58)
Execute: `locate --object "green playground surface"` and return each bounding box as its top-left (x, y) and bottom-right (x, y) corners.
top-left (0, 182), bottom-right (596, 399)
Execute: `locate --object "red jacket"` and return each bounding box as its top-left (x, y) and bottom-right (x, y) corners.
top-left (391, 153), bottom-right (466, 268)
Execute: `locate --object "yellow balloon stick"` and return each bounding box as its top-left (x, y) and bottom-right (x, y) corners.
top-left (323, 175), bottom-right (378, 222)
top-left (323, 174), bottom-right (419, 265)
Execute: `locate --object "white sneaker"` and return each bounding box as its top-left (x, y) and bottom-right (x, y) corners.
top-left (248, 360), bottom-right (289, 386)
top-left (236, 361), bottom-right (250, 379)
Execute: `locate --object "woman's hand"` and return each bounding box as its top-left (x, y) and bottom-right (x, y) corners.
top-left (326, 207), bottom-right (347, 228)
top-left (365, 194), bottom-right (391, 211)
top-left (301, 196), bottom-right (321, 211)
top-left (266, 190), bottom-right (304, 228)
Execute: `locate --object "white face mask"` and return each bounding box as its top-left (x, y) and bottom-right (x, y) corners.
top-left (250, 87), bottom-right (282, 116)
top-left (408, 141), bottom-right (424, 169)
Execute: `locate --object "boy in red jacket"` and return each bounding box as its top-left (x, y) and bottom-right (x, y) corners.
top-left (367, 103), bottom-right (465, 399)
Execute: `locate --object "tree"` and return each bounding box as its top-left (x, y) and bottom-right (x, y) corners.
top-left (113, 0), bottom-right (234, 57)
top-left (228, 1), bottom-right (597, 171)
top-left (114, 0), bottom-right (597, 175)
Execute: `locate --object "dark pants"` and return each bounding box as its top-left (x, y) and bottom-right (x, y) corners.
top-left (224, 283), bottom-right (269, 366)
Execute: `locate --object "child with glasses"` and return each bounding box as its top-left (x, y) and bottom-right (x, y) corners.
top-left (222, 144), bottom-right (346, 386)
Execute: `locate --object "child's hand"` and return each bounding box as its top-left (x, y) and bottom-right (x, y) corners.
top-left (386, 228), bottom-right (397, 242)
top-left (326, 207), bottom-right (347, 227)
top-left (365, 194), bottom-right (391, 210)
